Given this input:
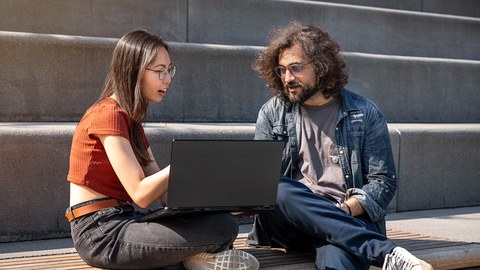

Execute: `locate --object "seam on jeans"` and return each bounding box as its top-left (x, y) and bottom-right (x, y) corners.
top-left (117, 240), bottom-right (222, 251)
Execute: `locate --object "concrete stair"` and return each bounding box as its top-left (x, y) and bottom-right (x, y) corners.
top-left (2, 32), bottom-right (479, 123)
top-left (0, 0), bottom-right (479, 242)
top-left (308, 0), bottom-right (480, 18)
top-left (1, 0), bottom-right (479, 59)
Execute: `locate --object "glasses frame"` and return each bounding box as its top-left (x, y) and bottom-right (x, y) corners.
top-left (145, 66), bottom-right (176, 80)
top-left (274, 61), bottom-right (313, 78)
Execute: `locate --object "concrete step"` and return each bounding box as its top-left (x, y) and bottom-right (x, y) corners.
top-left (0, 122), bottom-right (479, 242)
top-left (309, 0), bottom-right (480, 18)
top-left (0, 122), bottom-right (254, 242)
top-left (389, 124), bottom-right (480, 212)
top-left (187, 0), bottom-right (480, 61)
top-left (1, 31), bottom-right (479, 123)
top-left (0, 0), bottom-right (187, 41)
top-left (0, 31), bottom-right (268, 123)
top-left (0, 0), bottom-right (479, 60)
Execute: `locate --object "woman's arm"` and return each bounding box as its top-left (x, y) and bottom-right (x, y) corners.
top-left (143, 147), bottom-right (162, 177)
top-left (143, 147), bottom-right (168, 206)
top-left (99, 134), bottom-right (169, 208)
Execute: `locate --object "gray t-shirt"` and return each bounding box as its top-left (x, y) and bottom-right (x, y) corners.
top-left (294, 97), bottom-right (346, 204)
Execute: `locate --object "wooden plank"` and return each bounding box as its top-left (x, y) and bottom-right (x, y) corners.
top-left (413, 244), bottom-right (480, 270)
top-left (0, 253), bottom-right (102, 270)
top-left (0, 229), bottom-right (479, 270)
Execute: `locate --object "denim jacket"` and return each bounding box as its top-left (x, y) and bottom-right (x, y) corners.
top-left (252, 89), bottom-right (397, 241)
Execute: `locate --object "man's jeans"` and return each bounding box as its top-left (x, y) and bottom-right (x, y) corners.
top-left (70, 204), bottom-right (238, 269)
top-left (257, 177), bottom-right (396, 269)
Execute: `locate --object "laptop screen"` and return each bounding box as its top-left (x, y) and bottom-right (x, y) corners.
top-left (167, 140), bottom-right (284, 211)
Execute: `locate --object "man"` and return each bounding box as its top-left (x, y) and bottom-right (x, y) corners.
top-left (247, 22), bottom-right (433, 270)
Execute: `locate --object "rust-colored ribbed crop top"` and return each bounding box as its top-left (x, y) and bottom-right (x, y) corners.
top-left (67, 98), bottom-right (149, 202)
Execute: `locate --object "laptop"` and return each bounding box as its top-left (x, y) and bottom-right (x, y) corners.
top-left (142, 139), bottom-right (284, 221)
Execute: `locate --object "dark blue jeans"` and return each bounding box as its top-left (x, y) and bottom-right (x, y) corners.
top-left (69, 202), bottom-right (238, 269)
top-left (257, 177), bottom-right (396, 269)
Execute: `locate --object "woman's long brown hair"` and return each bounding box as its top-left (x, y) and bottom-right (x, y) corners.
top-left (99, 30), bottom-right (168, 166)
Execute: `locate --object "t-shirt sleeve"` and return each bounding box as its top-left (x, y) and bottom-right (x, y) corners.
top-left (87, 104), bottom-right (130, 140)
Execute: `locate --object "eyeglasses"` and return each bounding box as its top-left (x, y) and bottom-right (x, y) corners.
top-left (274, 61), bottom-right (313, 78)
top-left (145, 66), bottom-right (176, 80)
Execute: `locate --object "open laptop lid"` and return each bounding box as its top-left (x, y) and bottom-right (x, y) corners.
top-left (165, 139), bottom-right (284, 212)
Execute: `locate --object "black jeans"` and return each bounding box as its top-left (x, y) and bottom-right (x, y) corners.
top-left (69, 202), bottom-right (238, 269)
top-left (257, 177), bottom-right (396, 270)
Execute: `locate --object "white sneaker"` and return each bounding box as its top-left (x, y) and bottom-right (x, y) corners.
top-left (383, 247), bottom-right (433, 270)
top-left (183, 249), bottom-right (259, 270)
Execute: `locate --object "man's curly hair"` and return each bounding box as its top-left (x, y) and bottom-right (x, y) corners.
top-left (254, 21), bottom-right (348, 100)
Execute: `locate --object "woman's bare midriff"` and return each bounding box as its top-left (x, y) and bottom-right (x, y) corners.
top-left (69, 183), bottom-right (109, 206)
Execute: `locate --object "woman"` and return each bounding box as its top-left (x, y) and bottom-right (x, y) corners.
top-left (66, 30), bottom-right (259, 270)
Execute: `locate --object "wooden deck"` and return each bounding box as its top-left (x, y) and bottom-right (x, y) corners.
top-left (1, 229), bottom-right (479, 270)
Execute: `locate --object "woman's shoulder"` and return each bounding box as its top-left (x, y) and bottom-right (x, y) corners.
top-left (86, 98), bottom-right (127, 117)
top-left (91, 98), bottom-right (121, 110)
top-left (79, 98), bottom-right (130, 128)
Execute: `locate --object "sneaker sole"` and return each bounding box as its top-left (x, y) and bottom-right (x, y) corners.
top-left (184, 249), bottom-right (259, 270)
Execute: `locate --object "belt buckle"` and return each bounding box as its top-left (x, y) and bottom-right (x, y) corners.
top-left (65, 207), bottom-right (75, 222)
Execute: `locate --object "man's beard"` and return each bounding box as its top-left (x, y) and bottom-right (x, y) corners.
top-left (284, 81), bottom-right (321, 103)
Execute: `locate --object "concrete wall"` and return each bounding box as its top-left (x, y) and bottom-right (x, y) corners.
top-left (0, 124), bottom-right (75, 242)
top-left (187, 0), bottom-right (480, 60)
top-left (0, 123), bottom-right (253, 242)
top-left (311, 0), bottom-right (480, 18)
top-left (1, 122), bottom-right (478, 242)
top-left (392, 124), bottom-right (480, 211)
top-left (1, 32), bottom-right (479, 123)
top-left (0, 0), bottom-right (188, 41)
top-left (0, 32), bottom-right (113, 121)
top-left (0, 0), bottom-right (479, 243)
top-left (422, 0), bottom-right (480, 18)
top-left (0, 32), bottom-right (269, 123)
top-left (0, 0), bottom-right (479, 60)
top-left (345, 53), bottom-right (480, 123)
